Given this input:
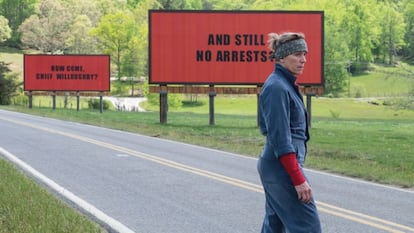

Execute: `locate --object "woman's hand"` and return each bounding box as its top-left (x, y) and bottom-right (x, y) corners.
top-left (295, 181), bottom-right (313, 203)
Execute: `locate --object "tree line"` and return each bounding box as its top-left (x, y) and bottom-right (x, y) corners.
top-left (0, 0), bottom-right (413, 98)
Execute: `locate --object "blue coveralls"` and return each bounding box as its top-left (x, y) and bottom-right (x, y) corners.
top-left (257, 64), bottom-right (321, 233)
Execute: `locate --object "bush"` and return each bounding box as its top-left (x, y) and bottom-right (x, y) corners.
top-left (145, 92), bottom-right (183, 110)
top-left (0, 61), bottom-right (21, 105)
top-left (111, 80), bottom-right (130, 96)
top-left (11, 93), bottom-right (28, 106)
top-left (142, 81), bottom-right (183, 110)
top-left (350, 62), bottom-right (371, 75)
top-left (353, 84), bottom-right (366, 98)
top-left (87, 98), bottom-right (111, 110)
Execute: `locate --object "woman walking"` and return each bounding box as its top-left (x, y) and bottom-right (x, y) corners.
top-left (257, 32), bottom-right (322, 233)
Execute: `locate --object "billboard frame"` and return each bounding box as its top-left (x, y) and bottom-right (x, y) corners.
top-left (24, 54), bottom-right (111, 92)
top-left (149, 10), bottom-right (324, 87)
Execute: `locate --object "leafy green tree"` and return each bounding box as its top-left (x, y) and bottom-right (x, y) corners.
top-left (185, 0), bottom-right (203, 9)
top-left (91, 10), bottom-right (137, 80)
top-left (156, 0), bottom-right (186, 9)
top-left (341, 1), bottom-right (378, 63)
top-left (18, 0), bottom-right (72, 53)
top-left (0, 61), bottom-right (21, 105)
top-left (401, 0), bottom-right (414, 63)
top-left (0, 16), bottom-right (11, 42)
top-left (377, 2), bottom-right (406, 65)
top-left (0, 0), bottom-right (37, 47)
top-left (122, 37), bottom-right (140, 96)
top-left (131, 0), bottom-right (162, 77)
top-left (94, 0), bottom-right (128, 15)
top-left (127, 0), bottom-right (142, 8)
top-left (65, 15), bottom-right (98, 54)
top-left (61, 0), bottom-right (102, 25)
top-left (319, 1), bottom-right (351, 96)
top-left (60, 0), bottom-right (107, 54)
top-left (209, 0), bottom-right (252, 10)
top-left (251, 0), bottom-right (281, 10)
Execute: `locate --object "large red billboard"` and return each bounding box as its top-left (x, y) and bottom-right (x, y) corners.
top-left (24, 55), bottom-right (110, 91)
top-left (149, 10), bottom-right (324, 86)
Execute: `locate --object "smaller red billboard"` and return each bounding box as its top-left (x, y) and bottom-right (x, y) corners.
top-left (24, 55), bottom-right (110, 91)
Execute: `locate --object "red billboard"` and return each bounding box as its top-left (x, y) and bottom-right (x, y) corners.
top-left (149, 10), bottom-right (324, 86)
top-left (24, 55), bottom-right (110, 91)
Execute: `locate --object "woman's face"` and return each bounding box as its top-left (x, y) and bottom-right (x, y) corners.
top-left (279, 51), bottom-right (307, 76)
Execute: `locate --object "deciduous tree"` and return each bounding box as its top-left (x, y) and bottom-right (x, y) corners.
top-left (91, 10), bottom-right (137, 80)
top-left (0, 0), bottom-right (37, 47)
top-left (0, 16), bottom-right (11, 42)
top-left (0, 61), bottom-right (21, 105)
top-left (66, 15), bottom-right (98, 54)
top-left (377, 2), bottom-right (406, 64)
top-left (401, 0), bottom-right (414, 63)
top-left (18, 0), bottom-right (72, 53)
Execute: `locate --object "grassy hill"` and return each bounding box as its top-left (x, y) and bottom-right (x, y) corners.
top-left (349, 63), bottom-right (414, 98)
top-left (0, 46), bottom-right (24, 74)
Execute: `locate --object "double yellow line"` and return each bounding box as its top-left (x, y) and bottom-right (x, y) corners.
top-left (2, 116), bottom-right (413, 233)
top-left (316, 202), bottom-right (413, 233)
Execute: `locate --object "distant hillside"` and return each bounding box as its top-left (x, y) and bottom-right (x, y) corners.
top-left (0, 47), bottom-right (24, 75)
top-left (349, 63), bottom-right (414, 98)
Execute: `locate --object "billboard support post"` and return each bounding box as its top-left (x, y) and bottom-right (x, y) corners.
top-left (99, 92), bottom-right (103, 113)
top-left (256, 85), bottom-right (262, 127)
top-left (208, 85), bottom-right (216, 126)
top-left (28, 91), bottom-right (33, 109)
top-left (306, 92), bottom-right (315, 128)
top-left (159, 86), bottom-right (168, 124)
top-left (76, 91), bottom-right (80, 111)
top-left (52, 91), bottom-right (56, 110)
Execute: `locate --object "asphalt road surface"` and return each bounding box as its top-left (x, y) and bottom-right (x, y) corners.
top-left (0, 109), bottom-right (413, 233)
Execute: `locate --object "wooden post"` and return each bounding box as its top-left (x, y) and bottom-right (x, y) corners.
top-left (159, 85), bottom-right (168, 124)
top-left (256, 85), bottom-right (261, 127)
top-left (306, 93), bottom-right (315, 128)
top-left (28, 91), bottom-right (33, 109)
top-left (208, 85), bottom-right (216, 125)
top-left (76, 91), bottom-right (80, 111)
top-left (99, 92), bottom-right (103, 113)
top-left (52, 91), bottom-right (56, 110)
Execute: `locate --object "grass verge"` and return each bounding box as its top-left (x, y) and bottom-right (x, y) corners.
top-left (0, 158), bottom-right (106, 233)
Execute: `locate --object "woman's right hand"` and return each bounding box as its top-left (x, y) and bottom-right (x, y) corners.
top-left (295, 181), bottom-right (313, 203)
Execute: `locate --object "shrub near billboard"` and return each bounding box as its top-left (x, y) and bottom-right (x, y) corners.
top-left (24, 55), bottom-right (110, 91)
top-left (149, 10), bottom-right (324, 86)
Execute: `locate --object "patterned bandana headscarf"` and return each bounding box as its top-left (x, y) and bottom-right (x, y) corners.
top-left (274, 38), bottom-right (308, 60)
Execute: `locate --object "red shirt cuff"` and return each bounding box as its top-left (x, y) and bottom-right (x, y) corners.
top-left (279, 153), bottom-right (306, 186)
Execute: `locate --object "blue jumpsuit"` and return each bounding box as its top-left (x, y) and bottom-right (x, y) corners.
top-left (257, 64), bottom-right (321, 233)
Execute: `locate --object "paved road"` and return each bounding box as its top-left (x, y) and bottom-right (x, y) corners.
top-left (0, 109), bottom-right (413, 233)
